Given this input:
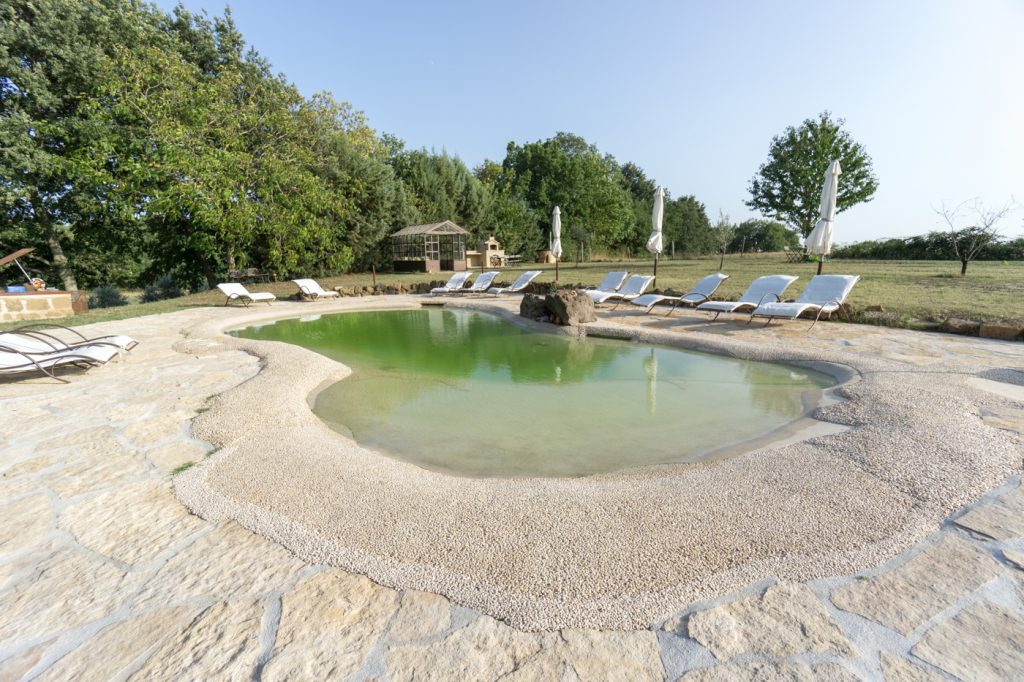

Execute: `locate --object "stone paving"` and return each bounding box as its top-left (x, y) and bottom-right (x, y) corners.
top-left (0, 299), bottom-right (1022, 680)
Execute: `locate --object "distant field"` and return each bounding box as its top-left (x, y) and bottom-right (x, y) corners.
top-left (4, 254), bottom-right (1021, 331)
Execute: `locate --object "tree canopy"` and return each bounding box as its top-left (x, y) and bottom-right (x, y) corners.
top-left (746, 112), bottom-right (879, 238)
top-left (0, 0), bottom-right (726, 291)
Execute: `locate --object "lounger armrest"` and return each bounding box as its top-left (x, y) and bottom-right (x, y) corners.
top-left (13, 323), bottom-right (89, 343)
top-left (754, 292), bottom-right (783, 307)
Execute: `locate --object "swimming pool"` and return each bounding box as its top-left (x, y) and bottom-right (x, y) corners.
top-left (234, 308), bottom-right (833, 476)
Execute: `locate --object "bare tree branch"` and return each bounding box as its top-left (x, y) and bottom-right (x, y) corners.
top-left (935, 198), bottom-right (1017, 275)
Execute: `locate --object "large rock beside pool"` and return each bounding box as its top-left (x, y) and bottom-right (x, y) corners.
top-left (545, 290), bottom-right (596, 326)
top-left (519, 294), bottom-right (549, 321)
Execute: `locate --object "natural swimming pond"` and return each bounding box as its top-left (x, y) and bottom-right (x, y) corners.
top-left (234, 308), bottom-right (833, 477)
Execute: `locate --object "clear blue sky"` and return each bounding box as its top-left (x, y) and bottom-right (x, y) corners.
top-left (156, 0), bottom-right (1023, 243)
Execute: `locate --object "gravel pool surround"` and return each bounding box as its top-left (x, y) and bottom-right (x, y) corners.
top-left (173, 296), bottom-right (1023, 630)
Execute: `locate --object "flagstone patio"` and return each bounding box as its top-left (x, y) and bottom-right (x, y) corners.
top-left (0, 297), bottom-right (1021, 680)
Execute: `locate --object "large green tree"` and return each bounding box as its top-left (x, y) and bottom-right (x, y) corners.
top-left (389, 149), bottom-right (487, 230)
top-left (0, 0), bottom-right (162, 290)
top-left (730, 219), bottom-right (801, 253)
top-left (495, 132), bottom-right (633, 255)
top-left (746, 112), bottom-right (879, 238)
top-left (663, 195), bottom-right (715, 255)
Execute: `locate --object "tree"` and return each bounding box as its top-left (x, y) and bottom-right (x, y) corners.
top-left (495, 133), bottom-right (633, 255)
top-left (712, 212), bottom-right (735, 269)
top-left (747, 112), bottom-right (879, 238)
top-left (389, 149), bottom-right (487, 229)
top-left (937, 199), bottom-right (1016, 275)
top-left (618, 161), bottom-right (658, 255)
top-left (663, 196), bottom-right (714, 255)
top-left (730, 219), bottom-right (801, 253)
top-left (0, 0), bottom-right (164, 290)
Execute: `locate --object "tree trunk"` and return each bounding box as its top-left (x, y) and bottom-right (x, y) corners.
top-left (31, 196), bottom-right (78, 291)
top-left (227, 244), bottom-right (236, 272)
top-left (961, 259), bottom-right (969, 276)
top-left (719, 249), bottom-right (725, 270)
top-left (43, 226), bottom-right (78, 292)
top-left (196, 252), bottom-right (218, 289)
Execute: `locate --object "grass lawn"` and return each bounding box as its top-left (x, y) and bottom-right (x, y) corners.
top-left (3, 254), bottom-right (1021, 332)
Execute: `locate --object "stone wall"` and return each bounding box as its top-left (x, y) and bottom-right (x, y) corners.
top-left (0, 292), bottom-right (74, 322)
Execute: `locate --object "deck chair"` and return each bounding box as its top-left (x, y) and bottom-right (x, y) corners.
top-left (458, 271), bottom-right (500, 294)
top-left (430, 272), bottom-right (473, 295)
top-left (8, 323), bottom-right (138, 351)
top-left (487, 270), bottom-right (542, 295)
top-left (750, 275), bottom-right (860, 329)
top-left (586, 274), bottom-right (654, 306)
top-left (216, 282), bottom-right (276, 306)
top-left (581, 271), bottom-right (629, 299)
top-left (630, 273), bottom-right (730, 315)
top-left (291, 279), bottom-right (340, 300)
top-left (0, 343), bottom-right (122, 383)
top-left (696, 275), bottom-right (799, 320)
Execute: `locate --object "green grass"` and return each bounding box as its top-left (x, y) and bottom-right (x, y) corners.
top-left (171, 461), bottom-right (195, 475)
top-left (3, 254), bottom-right (1021, 332)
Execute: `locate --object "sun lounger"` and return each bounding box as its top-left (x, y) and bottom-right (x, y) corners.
top-left (8, 323), bottom-right (138, 351)
top-left (430, 272), bottom-right (473, 295)
top-left (458, 271), bottom-right (500, 293)
top-left (216, 282), bottom-right (276, 306)
top-left (750, 274), bottom-right (860, 329)
top-left (582, 271), bottom-right (629, 299)
top-left (0, 343), bottom-right (122, 383)
top-left (487, 270), bottom-right (542, 295)
top-left (630, 273), bottom-right (730, 315)
top-left (696, 275), bottom-right (799, 320)
top-left (291, 279), bottom-right (340, 300)
top-left (586, 274), bottom-right (655, 305)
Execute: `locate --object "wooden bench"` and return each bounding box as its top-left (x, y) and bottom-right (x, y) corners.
top-left (227, 268), bottom-right (272, 284)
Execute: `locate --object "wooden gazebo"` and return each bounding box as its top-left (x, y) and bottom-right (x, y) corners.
top-left (390, 221), bottom-right (469, 273)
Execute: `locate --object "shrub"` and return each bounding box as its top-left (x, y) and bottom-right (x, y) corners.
top-left (88, 285), bottom-right (129, 308)
top-left (140, 273), bottom-right (185, 303)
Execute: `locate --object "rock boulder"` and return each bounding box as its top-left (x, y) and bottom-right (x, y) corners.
top-left (545, 290), bottom-right (596, 326)
top-left (519, 294), bottom-right (549, 321)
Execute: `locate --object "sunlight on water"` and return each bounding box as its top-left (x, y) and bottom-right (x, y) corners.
top-left (234, 309), bottom-right (832, 477)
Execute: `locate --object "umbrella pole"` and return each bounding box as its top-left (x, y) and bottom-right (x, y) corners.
top-left (555, 257), bottom-right (559, 284)
top-left (653, 254), bottom-right (658, 285)
top-left (816, 256), bottom-right (824, 275)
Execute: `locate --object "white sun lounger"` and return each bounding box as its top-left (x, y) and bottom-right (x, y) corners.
top-left (581, 271), bottom-right (629, 299)
top-left (630, 273), bottom-right (730, 315)
top-left (587, 274), bottom-right (654, 305)
top-left (0, 343), bottom-right (123, 383)
top-left (217, 282), bottom-right (276, 306)
top-left (487, 270), bottom-right (542, 295)
top-left (458, 271), bottom-right (500, 293)
top-left (430, 272), bottom-right (473, 295)
top-left (291, 278), bottom-right (340, 300)
top-left (750, 274), bottom-right (861, 329)
top-left (696, 275), bottom-right (799, 320)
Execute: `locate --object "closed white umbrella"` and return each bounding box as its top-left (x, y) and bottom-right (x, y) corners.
top-left (551, 205), bottom-right (562, 282)
top-left (806, 160), bottom-right (841, 274)
top-left (647, 187), bottom-right (664, 282)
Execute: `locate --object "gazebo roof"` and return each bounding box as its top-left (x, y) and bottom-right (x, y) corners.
top-left (391, 220), bottom-right (469, 237)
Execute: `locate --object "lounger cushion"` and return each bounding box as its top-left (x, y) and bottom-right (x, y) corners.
top-left (629, 294), bottom-right (672, 308)
top-left (696, 300), bottom-right (752, 313)
top-left (753, 302), bottom-right (833, 319)
top-left (247, 292), bottom-right (276, 301)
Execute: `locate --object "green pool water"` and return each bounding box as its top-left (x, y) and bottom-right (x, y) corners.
top-left (234, 308), bottom-right (832, 477)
